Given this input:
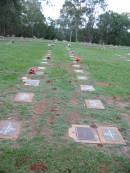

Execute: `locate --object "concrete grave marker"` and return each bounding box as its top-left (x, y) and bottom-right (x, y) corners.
top-left (36, 71), bottom-right (44, 76)
top-left (69, 125), bottom-right (100, 144)
top-left (72, 61), bottom-right (77, 64)
top-left (24, 80), bottom-right (40, 87)
top-left (0, 120), bottom-right (21, 140)
top-left (41, 61), bottom-right (48, 64)
top-left (80, 85), bottom-right (95, 92)
top-left (38, 67), bottom-right (46, 70)
top-left (85, 100), bottom-right (105, 109)
top-left (97, 127), bottom-right (126, 145)
top-left (14, 93), bottom-right (34, 103)
top-left (74, 69), bottom-right (84, 73)
top-left (77, 76), bottom-right (87, 80)
top-left (42, 58), bottom-right (48, 61)
top-left (72, 64), bottom-right (80, 68)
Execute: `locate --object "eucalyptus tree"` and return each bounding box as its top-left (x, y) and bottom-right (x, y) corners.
top-left (0, 0), bottom-right (22, 35)
top-left (84, 0), bottom-right (106, 42)
top-left (58, 0), bottom-right (106, 42)
top-left (97, 11), bottom-right (130, 45)
top-left (59, 0), bottom-right (86, 42)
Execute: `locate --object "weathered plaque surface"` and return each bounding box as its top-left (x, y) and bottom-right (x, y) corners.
top-left (24, 80), bottom-right (40, 87)
top-left (80, 85), bottom-right (95, 92)
top-left (38, 67), bottom-right (46, 70)
top-left (77, 76), bottom-right (87, 80)
top-left (97, 127), bottom-right (126, 144)
top-left (76, 127), bottom-right (97, 141)
top-left (69, 125), bottom-right (126, 145)
top-left (14, 93), bottom-right (34, 103)
top-left (36, 71), bottom-right (44, 76)
top-left (74, 70), bottom-right (84, 73)
top-left (69, 125), bottom-right (100, 144)
top-left (42, 59), bottom-right (48, 61)
top-left (85, 100), bottom-right (105, 109)
top-left (72, 64), bottom-right (80, 68)
top-left (41, 61), bottom-right (48, 64)
top-left (0, 120), bottom-right (21, 140)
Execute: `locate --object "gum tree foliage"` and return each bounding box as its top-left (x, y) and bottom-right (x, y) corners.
top-left (58, 0), bottom-right (106, 42)
top-left (0, 0), bottom-right (52, 38)
top-left (97, 11), bottom-right (130, 45)
top-left (0, 0), bottom-right (23, 35)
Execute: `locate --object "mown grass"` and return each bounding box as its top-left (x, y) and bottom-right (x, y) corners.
top-left (0, 40), bottom-right (130, 172)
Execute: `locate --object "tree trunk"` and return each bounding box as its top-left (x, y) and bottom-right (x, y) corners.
top-left (70, 30), bottom-right (72, 42)
top-left (75, 28), bottom-right (78, 42)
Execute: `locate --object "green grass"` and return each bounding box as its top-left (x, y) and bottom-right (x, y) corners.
top-left (0, 39), bottom-right (130, 172)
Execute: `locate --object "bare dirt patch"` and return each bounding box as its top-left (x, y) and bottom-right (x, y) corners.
top-left (28, 130), bottom-right (36, 139)
top-left (70, 96), bottom-right (78, 106)
top-left (66, 112), bottom-right (78, 124)
top-left (99, 165), bottom-right (106, 173)
top-left (105, 96), bottom-right (121, 104)
top-left (16, 156), bottom-right (31, 168)
top-left (96, 82), bottom-right (112, 87)
top-left (46, 80), bottom-right (52, 84)
top-left (121, 113), bottom-right (130, 123)
top-left (30, 97), bottom-right (47, 138)
top-left (29, 163), bottom-right (48, 172)
top-left (34, 98), bottom-right (46, 115)
top-left (42, 127), bottom-right (52, 141)
top-left (47, 116), bottom-right (56, 125)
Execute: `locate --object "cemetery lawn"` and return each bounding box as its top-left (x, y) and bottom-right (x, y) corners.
top-left (0, 39), bottom-right (130, 172)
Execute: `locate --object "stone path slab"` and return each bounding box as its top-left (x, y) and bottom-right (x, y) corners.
top-left (24, 80), bottom-right (40, 87)
top-left (14, 93), bottom-right (34, 103)
top-left (69, 125), bottom-right (100, 144)
top-left (0, 120), bottom-right (21, 140)
top-left (85, 100), bottom-right (105, 109)
top-left (97, 127), bottom-right (126, 145)
top-left (80, 85), bottom-right (95, 92)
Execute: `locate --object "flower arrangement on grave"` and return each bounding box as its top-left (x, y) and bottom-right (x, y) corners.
top-left (28, 67), bottom-right (37, 74)
top-left (75, 56), bottom-right (80, 62)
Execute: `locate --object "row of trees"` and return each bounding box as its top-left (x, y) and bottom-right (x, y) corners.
top-left (0, 0), bottom-right (56, 39)
top-left (0, 0), bottom-right (130, 46)
top-left (57, 0), bottom-right (130, 46)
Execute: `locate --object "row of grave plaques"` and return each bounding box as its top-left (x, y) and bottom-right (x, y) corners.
top-left (69, 125), bottom-right (126, 145)
top-left (0, 50), bottom-right (51, 140)
top-left (70, 50), bottom-right (125, 145)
